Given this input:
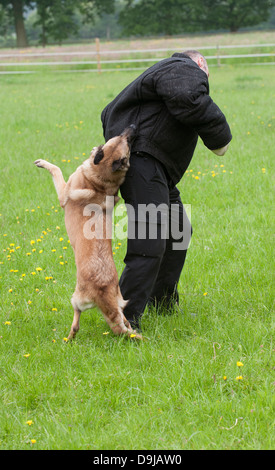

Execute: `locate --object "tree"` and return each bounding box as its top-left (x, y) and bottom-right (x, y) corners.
top-left (119, 0), bottom-right (198, 36)
top-left (119, 0), bottom-right (275, 36)
top-left (0, 3), bottom-right (12, 38)
top-left (33, 0), bottom-right (115, 46)
top-left (198, 0), bottom-right (275, 33)
top-left (0, 0), bottom-right (31, 47)
top-left (0, 0), bottom-right (116, 47)
top-left (44, 0), bottom-right (77, 46)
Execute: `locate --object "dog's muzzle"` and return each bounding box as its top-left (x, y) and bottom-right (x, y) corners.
top-left (121, 124), bottom-right (136, 145)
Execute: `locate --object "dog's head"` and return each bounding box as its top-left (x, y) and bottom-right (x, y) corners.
top-left (90, 125), bottom-right (136, 180)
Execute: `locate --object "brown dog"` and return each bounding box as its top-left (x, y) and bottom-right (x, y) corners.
top-left (34, 125), bottom-right (142, 340)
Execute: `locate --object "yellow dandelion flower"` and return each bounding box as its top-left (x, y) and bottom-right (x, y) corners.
top-left (27, 300), bottom-right (32, 305)
top-left (8, 289), bottom-right (13, 293)
top-left (236, 376), bottom-right (243, 381)
top-left (203, 292), bottom-right (208, 296)
top-left (30, 439), bottom-right (36, 444)
top-left (30, 240), bottom-right (35, 245)
top-left (23, 353), bottom-right (31, 358)
top-left (26, 420), bottom-right (33, 426)
top-left (4, 321), bottom-right (11, 325)
top-left (237, 361), bottom-right (244, 367)
top-left (36, 267), bottom-right (42, 272)
top-left (59, 238), bottom-right (63, 242)
top-left (223, 376), bottom-right (227, 380)
top-left (52, 308), bottom-right (57, 312)
top-left (102, 332), bottom-right (109, 335)
top-left (63, 337), bottom-right (68, 342)
top-left (130, 333), bottom-right (137, 338)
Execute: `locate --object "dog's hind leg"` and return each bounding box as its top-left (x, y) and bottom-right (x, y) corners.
top-left (67, 307), bottom-right (81, 340)
top-left (34, 159), bottom-right (67, 207)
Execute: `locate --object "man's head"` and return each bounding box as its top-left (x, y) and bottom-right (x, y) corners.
top-left (183, 50), bottom-right (209, 78)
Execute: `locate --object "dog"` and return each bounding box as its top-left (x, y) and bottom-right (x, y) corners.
top-left (34, 125), bottom-right (142, 340)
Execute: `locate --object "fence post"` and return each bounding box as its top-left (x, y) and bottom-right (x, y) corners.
top-left (95, 37), bottom-right (102, 74)
top-left (217, 44), bottom-right (221, 68)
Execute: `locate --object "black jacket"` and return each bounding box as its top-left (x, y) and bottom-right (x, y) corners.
top-left (101, 53), bottom-right (232, 185)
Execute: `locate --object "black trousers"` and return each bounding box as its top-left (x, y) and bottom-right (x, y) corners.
top-left (119, 152), bottom-right (192, 327)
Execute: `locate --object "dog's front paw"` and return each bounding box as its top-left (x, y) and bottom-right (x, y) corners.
top-left (34, 159), bottom-right (47, 168)
top-left (129, 330), bottom-right (143, 341)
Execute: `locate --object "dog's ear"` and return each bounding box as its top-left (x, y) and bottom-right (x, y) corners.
top-left (112, 158), bottom-right (123, 172)
top-left (94, 146), bottom-right (104, 165)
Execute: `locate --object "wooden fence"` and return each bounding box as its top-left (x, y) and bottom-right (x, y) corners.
top-left (0, 40), bottom-right (274, 74)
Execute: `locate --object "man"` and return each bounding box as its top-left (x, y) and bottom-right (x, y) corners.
top-left (101, 50), bottom-right (232, 330)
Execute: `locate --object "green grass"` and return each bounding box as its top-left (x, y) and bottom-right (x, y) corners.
top-left (0, 64), bottom-right (274, 450)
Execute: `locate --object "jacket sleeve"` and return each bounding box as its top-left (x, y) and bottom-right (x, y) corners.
top-left (155, 62), bottom-right (232, 150)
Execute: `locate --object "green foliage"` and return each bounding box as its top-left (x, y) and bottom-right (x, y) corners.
top-left (0, 0), bottom-right (116, 47)
top-left (33, 0), bottom-right (116, 45)
top-left (198, 0), bottom-right (275, 33)
top-left (119, 0), bottom-right (198, 36)
top-left (118, 0), bottom-right (275, 36)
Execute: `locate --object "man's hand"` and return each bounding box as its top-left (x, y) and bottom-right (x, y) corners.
top-left (211, 144), bottom-right (229, 156)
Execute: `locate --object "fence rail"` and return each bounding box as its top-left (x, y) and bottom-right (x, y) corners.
top-left (0, 40), bottom-right (274, 74)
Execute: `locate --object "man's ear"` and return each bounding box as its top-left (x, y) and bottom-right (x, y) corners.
top-left (94, 146), bottom-right (104, 165)
top-left (197, 57), bottom-right (204, 69)
top-left (112, 159), bottom-right (123, 172)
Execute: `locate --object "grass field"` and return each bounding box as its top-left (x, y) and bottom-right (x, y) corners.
top-left (0, 60), bottom-right (274, 450)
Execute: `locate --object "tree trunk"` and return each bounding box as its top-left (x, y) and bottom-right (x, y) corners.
top-left (11, 0), bottom-right (28, 48)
